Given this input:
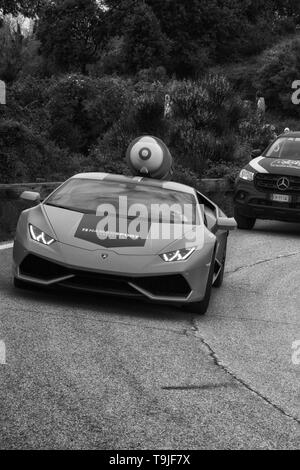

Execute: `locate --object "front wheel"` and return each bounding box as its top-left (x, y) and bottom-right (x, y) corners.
top-left (213, 240), bottom-right (227, 288)
top-left (234, 208), bottom-right (256, 230)
top-left (185, 249), bottom-right (215, 315)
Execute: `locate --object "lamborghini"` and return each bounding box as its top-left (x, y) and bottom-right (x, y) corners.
top-left (13, 173), bottom-right (236, 314)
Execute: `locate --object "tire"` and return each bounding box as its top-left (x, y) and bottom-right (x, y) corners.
top-left (13, 277), bottom-right (33, 290)
top-left (185, 248), bottom-right (216, 315)
top-left (213, 239), bottom-right (227, 288)
top-left (234, 208), bottom-right (256, 230)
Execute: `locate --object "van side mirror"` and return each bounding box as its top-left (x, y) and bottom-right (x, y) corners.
top-left (217, 217), bottom-right (237, 232)
top-left (250, 149), bottom-right (262, 159)
top-left (20, 191), bottom-right (41, 203)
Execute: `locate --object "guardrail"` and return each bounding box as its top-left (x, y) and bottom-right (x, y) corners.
top-left (0, 179), bottom-right (234, 242)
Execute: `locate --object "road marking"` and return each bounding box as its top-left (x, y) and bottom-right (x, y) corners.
top-left (0, 340), bottom-right (6, 364)
top-left (0, 241), bottom-right (13, 250)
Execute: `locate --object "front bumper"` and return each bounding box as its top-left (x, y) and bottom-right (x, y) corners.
top-left (234, 179), bottom-right (300, 222)
top-left (13, 237), bottom-right (214, 305)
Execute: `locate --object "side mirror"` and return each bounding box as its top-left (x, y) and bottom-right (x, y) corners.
top-left (250, 149), bottom-right (262, 159)
top-left (20, 191), bottom-right (41, 203)
top-left (217, 217), bottom-right (237, 232)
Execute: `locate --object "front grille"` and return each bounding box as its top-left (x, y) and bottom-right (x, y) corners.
top-left (254, 173), bottom-right (300, 194)
top-left (60, 274), bottom-right (141, 297)
top-left (20, 255), bottom-right (69, 280)
top-left (19, 255), bottom-right (191, 298)
top-left (249, 198), bottom-right (300, 209)
top-left (134, 275), bottom-right (190, 297)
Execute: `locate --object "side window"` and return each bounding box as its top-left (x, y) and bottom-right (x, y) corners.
top-left (196, 191), bottom-right (217, 231)
top-left (196, 193), bottom-right (207, 227)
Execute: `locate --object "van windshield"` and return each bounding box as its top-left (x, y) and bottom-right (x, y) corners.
top-left (266, 137), bottom-right (300, 160)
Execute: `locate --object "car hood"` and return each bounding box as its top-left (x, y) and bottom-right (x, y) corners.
top-left (42, 205), bottom-right (205, 255)
top-left (248, 156), bottom-right (300, 175)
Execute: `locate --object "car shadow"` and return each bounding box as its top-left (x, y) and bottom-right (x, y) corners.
top-left (10, 282), bottom-right (191, 324)
top-left (250, 220), bottom-right (300, 238)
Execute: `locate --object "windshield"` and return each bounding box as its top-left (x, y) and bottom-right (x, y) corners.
top-left (266, 137), bottom-right (300, 160)
top-left (45, 178), bottom-right (199, 225)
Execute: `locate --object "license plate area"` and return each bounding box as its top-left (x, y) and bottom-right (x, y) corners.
top-left (271, 194), bottom-right (291, 203)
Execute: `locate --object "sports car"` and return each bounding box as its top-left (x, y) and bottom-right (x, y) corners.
top-left (12, 173), bottom-right (236, 315)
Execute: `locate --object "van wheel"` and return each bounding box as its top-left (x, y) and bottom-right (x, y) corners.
top-left (234, 209), bottom-right (256, 230)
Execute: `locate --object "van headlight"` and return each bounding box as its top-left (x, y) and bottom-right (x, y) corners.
top-left (29, 224), bottom-right (56, 246)
top-left (239, 169), bottom-right (254, 181)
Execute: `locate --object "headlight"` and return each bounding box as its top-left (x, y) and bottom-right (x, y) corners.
top-left (29, 224), bottom-right (55, 246)
top-left (239, 169), bottom-right (254, 181)
top-left (160, 247), bottom-right (196, 262)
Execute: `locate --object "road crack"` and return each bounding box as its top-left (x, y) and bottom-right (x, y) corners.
top-left (227, 251), bottom-right (300, 275)
top-left (189, 317), bottom-right (300, 426)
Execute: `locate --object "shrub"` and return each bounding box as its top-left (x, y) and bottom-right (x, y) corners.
top-left (46, 74), bottom-right (101, 154)
top-left (0, 119), bottom-right (82, 183)
top-left (0, 18), bottom-right (23, 83)
top-left (85, 77), bottom-right (133, 135)
top-left (168, 75), bottom-right (245, 174)
top-left (255, 38), bottom-right (300, 116)
top-left (131, 80), bottom-right (166, 136)
top-left (239, 115), bottom-right (276, 150)
top-left (122, 1), bottom-right (170, 73)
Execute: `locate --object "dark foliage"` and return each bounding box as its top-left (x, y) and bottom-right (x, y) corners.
top-left (37, 0), bottom-right (106, 73)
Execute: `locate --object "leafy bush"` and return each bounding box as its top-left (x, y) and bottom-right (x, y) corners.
top-left (37, 0), bottom-right (104, 74)
top-left (93, 79), bottom-right (169, 160)
top-left (239, 115), bottom-right (277, 150)
top-left (131, 80), bottom-right (166, 136)
top-left (0, 17), bottom-right (23, 83)
top-left (168, 75), bottom-right (246, 175)
top-left (121, 1), bottom-right (170, 73)
top-left (85, 77), bottom-right (133, 135)
top-left (46, 74), bottom-right (100, 154)
top-left (255, 38), bottom-right (300, 116)
top-left (0, 119), bottom-right (82, 183)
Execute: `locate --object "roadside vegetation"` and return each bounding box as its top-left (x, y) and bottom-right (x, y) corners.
top-left (0, 0), bottom-right (300, 185)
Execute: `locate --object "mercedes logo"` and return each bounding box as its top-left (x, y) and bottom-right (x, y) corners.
top-left (277, 177), bottom-right (290, 191)
top-left (101, 254), bottom-right (108, 260)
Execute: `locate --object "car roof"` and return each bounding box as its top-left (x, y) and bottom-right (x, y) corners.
top-left (71, 172), bottom-right (196, 195)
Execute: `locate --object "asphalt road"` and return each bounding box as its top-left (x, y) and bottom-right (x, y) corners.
top-left (0, 221), bottom-right (299, 450)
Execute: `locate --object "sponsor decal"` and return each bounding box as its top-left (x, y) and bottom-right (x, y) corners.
top-left (270, 159), bottom-right (300, 171)
top-left (74, 198), bottom-right (198, 248)
top-left (75, 214), bottom-right (148, 248)
top-left (249, 156), bottom-right (268, 173)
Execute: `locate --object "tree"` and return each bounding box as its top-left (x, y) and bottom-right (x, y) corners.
top-left (104, 0), bottom-right (279, 76)
top-left (0, 17), bottom-right (24, 82)
top-left (0, 0), bottom-right (44, 17)
top-left (255, 38), bottom-right (300, 116)
top-left (121, 1), bottom-right (170, 73)
top-left (274, 0), bottom-right (300, 22)
top-left (146, 0), bottom-right (278, 70)
top-left (37, 0), bottom-right (106, 73)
